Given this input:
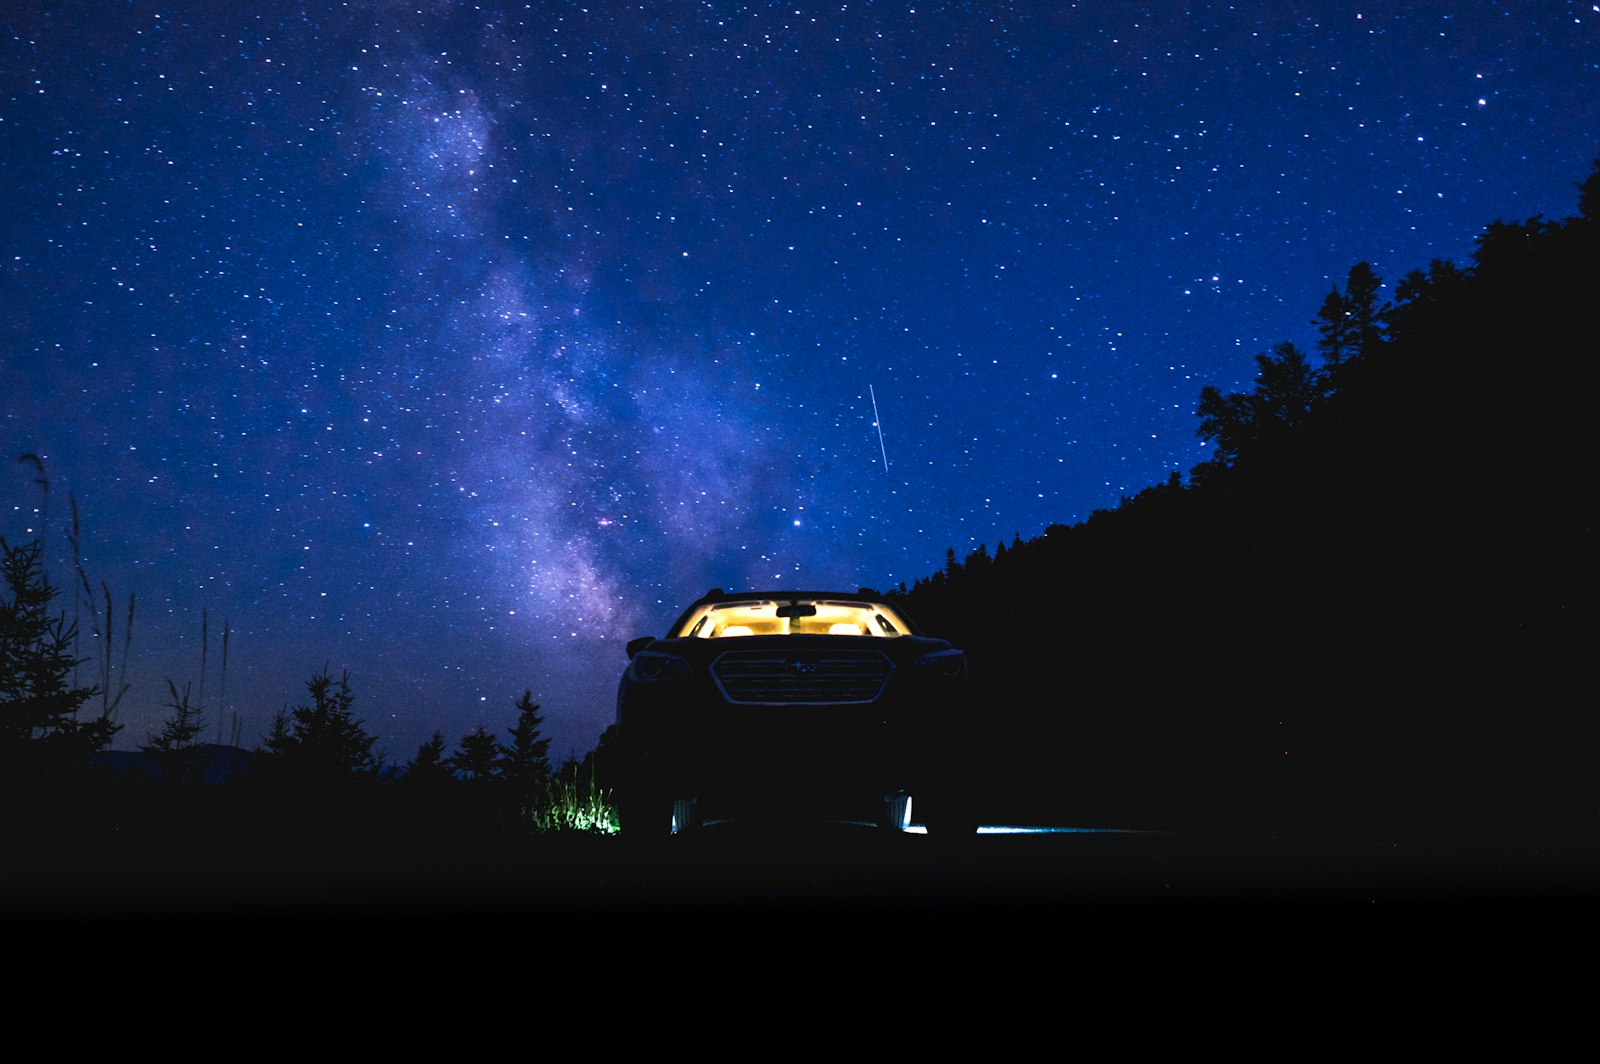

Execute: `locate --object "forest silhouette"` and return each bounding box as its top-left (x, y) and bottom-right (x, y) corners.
top-left (2, 156), bottom-right (1595, 911)
top-left (890, 156), bottom-right (1596, 846)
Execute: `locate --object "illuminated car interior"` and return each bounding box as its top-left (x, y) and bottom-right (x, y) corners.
top-left (674, 598), bottom-right (908, 638)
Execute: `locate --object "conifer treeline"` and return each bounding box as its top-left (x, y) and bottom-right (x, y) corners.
top-left (884, 155), bottom-right (1598, 842)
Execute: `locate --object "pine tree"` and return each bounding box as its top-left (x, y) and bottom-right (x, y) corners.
top-left (0, 538), bottom-right (116, 775)
top-left (448, 725), bottom-right (502, 783)
top-left (1252, 341), bottom-right (1322, 431)
top-left (258, 667), bottom-right (378, 782)
top-left (144, 678), bottom-right (207, 783)
top-left (146, 680), bottom-right (206, 753)
top-left (1343, 262), bottom-right (1386, 357)
top-left (1391, 259), bottom-right (1466, 341)
top-left (405, 729), bottom-right (451, 787)
top-left (1316, 262), bottom-right (1386, 369)
top-left (501, 690), bottom-right (552, 811)
top-left (1195, 341), bottom-right (1321, 472)
top-left (1194, 384), bottom-right (1257, 469)
top-left (1578, 154), bottom-right (1600, 222)
top-left (1313, 286), bottom-right (1356, 366)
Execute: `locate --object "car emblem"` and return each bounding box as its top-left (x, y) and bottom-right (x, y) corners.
top-left (786, 659), bottom-right (818, 674)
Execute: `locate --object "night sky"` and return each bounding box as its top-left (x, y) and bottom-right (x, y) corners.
top-left (4, 2), bottom-right (1597, 765)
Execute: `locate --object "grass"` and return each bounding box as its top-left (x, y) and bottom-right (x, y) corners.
top-left (527, 762), bottom-right (618, 835)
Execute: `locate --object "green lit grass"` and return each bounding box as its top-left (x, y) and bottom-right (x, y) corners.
top-left (526, 762), bottom-right (618, 835)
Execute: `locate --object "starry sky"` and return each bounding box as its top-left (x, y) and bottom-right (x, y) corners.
top-left (4, 2), bottom-right (1597, 764)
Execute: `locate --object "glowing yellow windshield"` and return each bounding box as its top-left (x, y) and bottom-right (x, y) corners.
top-left (676, 599), bottom-right (908, 638)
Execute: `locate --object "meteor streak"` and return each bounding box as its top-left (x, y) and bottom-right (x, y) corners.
top-left (869, 384), bottom-right (890, 473)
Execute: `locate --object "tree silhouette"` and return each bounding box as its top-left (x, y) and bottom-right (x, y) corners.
top-left (143, 678), bottom-right (208, 783)
top-left (1313, 286), bottom-right (1357, 366)
top-left (405, 729), bottom-right (451, 786)
top-left (1194, 340), bottom-right (1321, 474)
top-left (0, 538), bottom-right (117, 775)
top-left (888, 151), bottom-right (1600, 843)
top-left (1577, 153), bottom-right (1600, 222)
top-left (259, 667), bottom-right (378, 782)
top-left (448, 724), bottom-right (502, 783)
top-left (1314, 262), bottom-right (1386, 376)
top-left (1251, 341), bottom-right (1322, 427)
top-left (147, 680), bottom-right (205, 752)
top-left (1341, 262), bottom-right (1385, 357)
top-left (1389, 259), bottom-right (1466, 341)
top-left (501, 690), bottom-right (551, 805)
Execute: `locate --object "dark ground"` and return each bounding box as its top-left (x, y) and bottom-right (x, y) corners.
top-left (7, 816), bottom-right (1593, 927)
top-left (9, 818), bottom-right (1596, 1017)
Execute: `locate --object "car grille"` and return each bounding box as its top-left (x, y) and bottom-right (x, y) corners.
top-left (711, 650), bottom-right (894, 704)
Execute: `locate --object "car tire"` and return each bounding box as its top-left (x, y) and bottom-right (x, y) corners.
top-left (918, 791), bottom-right (979, 839)
top-left (619, 778), bottom-right (675, 838)
top-left (878, 792), bottom-right (912, 832)
top-left (925, 813), bottom-right (979, 839)
top-left (670, 797), bottom-right (701, 835)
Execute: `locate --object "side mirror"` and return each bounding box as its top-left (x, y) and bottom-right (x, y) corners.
top-left (626, 636), bottom-right (656, 660)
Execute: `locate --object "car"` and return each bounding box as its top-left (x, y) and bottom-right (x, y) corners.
top-left (615, 587), bottom-right (976, 837)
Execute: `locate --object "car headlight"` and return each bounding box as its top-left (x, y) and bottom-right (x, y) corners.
top-left (913, 648), bottom-right (967, 679)
top-left (628, 650), bottom-right (693, 682)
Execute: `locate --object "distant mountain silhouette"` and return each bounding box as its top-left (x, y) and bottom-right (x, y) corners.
top-left (90, 743), bottom-right (256, 786)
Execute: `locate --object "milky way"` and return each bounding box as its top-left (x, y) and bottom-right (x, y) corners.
top-left (4, 2), bottom-right (1596, 762)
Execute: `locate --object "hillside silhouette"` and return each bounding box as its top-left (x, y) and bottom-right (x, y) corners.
top-left (891, 156), bottom-right (1597, 846)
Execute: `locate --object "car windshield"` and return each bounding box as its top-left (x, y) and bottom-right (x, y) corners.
top-left (672, 598), bottom-right (910, 638)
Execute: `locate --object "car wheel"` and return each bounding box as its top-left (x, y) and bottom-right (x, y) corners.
top-left (878, 792), bottom-right (912, 832)
top-left (619, 779), bottom-right (675, 838)
top-left (925, 813), bottom-right (979, 838)
top-left (670, 797), bottom-right (701, 835)
top-left (621, 785), bottom-right (702, 837)
top-left (918, 792), bottom-right (979, 839)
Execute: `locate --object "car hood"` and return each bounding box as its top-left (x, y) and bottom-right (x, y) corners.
top-left (641, 633), bottom-right (955, 663)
